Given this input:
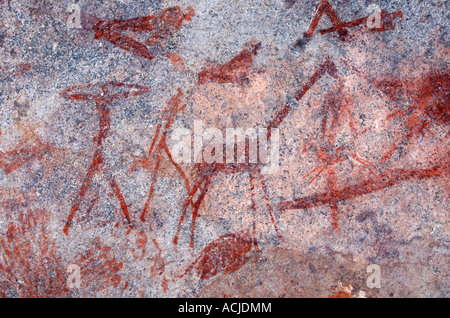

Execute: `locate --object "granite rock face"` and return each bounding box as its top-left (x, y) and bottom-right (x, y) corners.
top-left (0, 0), bottom-right (448, 297)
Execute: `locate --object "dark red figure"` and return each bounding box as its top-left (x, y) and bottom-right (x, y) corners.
top-left (132, 89), bottom-right (190, 223)
top-left (173, 59), bottom-right (338, 248)
top-left (198, 42), bottom-right (261, 86)
top-left (94, 6), bottom-right (195, 60)
top-left (176, 231), bottom-right (256, 280)
top-left (301, 82), bottom-right (377, 230)
top-left (374, 71), bottom-right (450, 162)
top-left (61, 82), bottom-right (149, 235)
top-left (278, 161), bottom-right (449, 212)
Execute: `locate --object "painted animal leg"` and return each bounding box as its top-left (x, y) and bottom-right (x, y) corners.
top-left (304, 165), bottom-right (327, 184)
top-left (173, 178), bottom-right (203, 245)
top-left (140, 152), bottom-right (162, 222)
top-left (110, 178), bottom-right (132, 225)
top-left (249, 171), bottom-right (261, 251)
top-left (189, 176), bottom-right (212, 248)
top-left (304, 1), bottom-right (347, 39)
top-left (255, 168), bottom-right (283, 239)
top-left (326, 167), bottom-right (340, 231)
top-left (163, 143), bottom-right (190, 193)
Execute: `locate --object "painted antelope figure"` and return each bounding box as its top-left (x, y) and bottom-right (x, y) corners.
top-left (173, 155), bottom-right (281, 249)
top-left (61, 82), bottom-right (149, 235)
top-left (173, 58), bottom-right (339, 248)
top-left (93, 6), bottom-right (195, 60)
top-left (0, 63), bottom-right (31, 81)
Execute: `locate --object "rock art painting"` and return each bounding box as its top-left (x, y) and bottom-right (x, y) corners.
top-left (0, 0), bottom-right (448, 300)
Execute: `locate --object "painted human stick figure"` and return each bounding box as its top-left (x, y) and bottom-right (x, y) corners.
top-left (61, 82), bottom-right (149, 235)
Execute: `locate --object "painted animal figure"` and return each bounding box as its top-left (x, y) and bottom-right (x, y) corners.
top-left (173, 59), bottom-right (338, 248)
top-left (93, 6), bottom-right (195, 60)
